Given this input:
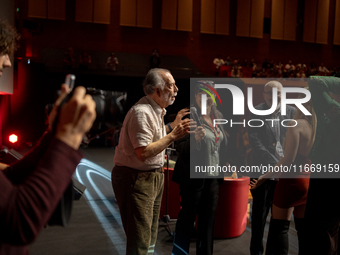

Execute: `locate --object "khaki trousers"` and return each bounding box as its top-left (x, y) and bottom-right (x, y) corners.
top-left (111, 165), bottom-right (164, 255)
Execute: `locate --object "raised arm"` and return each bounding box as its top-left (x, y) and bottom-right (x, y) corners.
top-left (4, 131), bottom-right (52, 184)
top-left (0, 139), bottom-right (82, 245)
top-left (165, 108), bottom-right (190, 133)
top-left (131, 109), bottom-right (191, 162)
top-left (0, 86), bottom-right (96, 245)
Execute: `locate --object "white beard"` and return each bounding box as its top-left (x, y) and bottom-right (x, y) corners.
top-left (162, 92), bottom-right (176, 105)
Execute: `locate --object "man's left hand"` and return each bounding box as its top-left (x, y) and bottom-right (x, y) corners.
top-left (172, 108), bottom-right (190, 127)
top-left (170, 119), bottom-right (192, 141)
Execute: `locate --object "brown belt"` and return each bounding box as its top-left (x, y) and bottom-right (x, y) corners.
top-left (144, 167), bottom-right (164, 173)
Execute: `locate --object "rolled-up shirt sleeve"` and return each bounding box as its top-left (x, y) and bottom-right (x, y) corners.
top-left (128, 108), bottom-right (154, 148)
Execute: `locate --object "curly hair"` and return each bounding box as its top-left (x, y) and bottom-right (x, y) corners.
top-left (0, 19), bottom-right (20, 55)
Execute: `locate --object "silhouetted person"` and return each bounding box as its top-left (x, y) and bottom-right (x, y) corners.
top-left (63, 47), bottom-right (75, 69)
top-left (150, 48), bottom-right (160, 69)
top-left (107, 52), bottom-right (119, 71)
top-left (172, 80), bottom-right (228, 255)
top-left (79, 51), bottom-right (91, 70)
top-left (303, 76), bottom-right (340, 254)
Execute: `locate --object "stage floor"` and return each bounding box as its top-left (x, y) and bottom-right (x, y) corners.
top-left (29, 146), bottom-right (298, 255)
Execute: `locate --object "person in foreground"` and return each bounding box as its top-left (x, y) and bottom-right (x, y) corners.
top-left (1, 85), bottom-right (96, 255)
top-left (0, 19), bottom-right (18, 78)
top-left (302, 75), bottom-right (340, 254)
top-left (112, 68), bottom-right (192, 255)
top-left (0, 19), bottom-right (96, 255)
top-left (251, 87), bottom-right (316, 254)
top-left (171, 80), bottom-right (228, 255)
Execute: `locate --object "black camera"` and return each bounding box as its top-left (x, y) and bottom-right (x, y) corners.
top-left (86, 87), bottom-right (127, 130)
top-left (48, 75), bottom-right (127, 226)
top-left (52, 75), bottom-right (127, 133)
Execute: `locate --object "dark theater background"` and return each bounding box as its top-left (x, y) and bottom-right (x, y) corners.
top-left (1, 0), bottom-right (340, 254)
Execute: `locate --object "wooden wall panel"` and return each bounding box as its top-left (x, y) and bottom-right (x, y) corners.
top-left (137, 0), bottom-right (153, 28)
top-left (178, 0), bottom-right (193, 31)
top-left (93, 0), bottom-right (111, 24)
top-left (303, 0), bottom-right (317, 43)
top-left (316, 0), bottom-right (329, 44)
top-left (161, 0), bottom-right (177, 30)
top-left (200, 0), bottom-right (215, 34)
top-left (334, 0), bottom-right (340, 45)
top-left (47, 0), bottom-right (65, 20)
top-left (28, 0), bottom-right (47, 18)
top-left (120, 0), bottom-right (136, 26)
top-left (236, 0), bottom-right (251, 37)
top-left (215, 0), bottom-right (230, 35)
top-left (271, 0), bottom-right (285, 40)
top-left (250, 0), bottom-right (264, 38)
top-left (76, 0), bottom-right (93, 23)
top-left (283, 0), bottom-right (298, 41)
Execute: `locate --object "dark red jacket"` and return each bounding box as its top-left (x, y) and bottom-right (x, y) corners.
top-left (0, 132), bottom-right (82, 255)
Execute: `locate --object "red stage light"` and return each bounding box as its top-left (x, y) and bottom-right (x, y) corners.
top-left (9, 134), bottom-right (18, 143)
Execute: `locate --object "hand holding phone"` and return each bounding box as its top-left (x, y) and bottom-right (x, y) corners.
top-left (64, 74), bottom-right (76, 91)
top-left (50, 74), bottom-right (76, 133)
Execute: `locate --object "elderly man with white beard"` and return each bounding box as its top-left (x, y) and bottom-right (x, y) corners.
top-left (111, 68), bottom-right (192, 255)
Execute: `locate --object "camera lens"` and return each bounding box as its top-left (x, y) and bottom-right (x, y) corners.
top-left (86, 88), bottom-right (127, 130)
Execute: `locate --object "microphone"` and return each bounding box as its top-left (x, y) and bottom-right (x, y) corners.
top-left (190, 107), bottom-right (202, 126)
